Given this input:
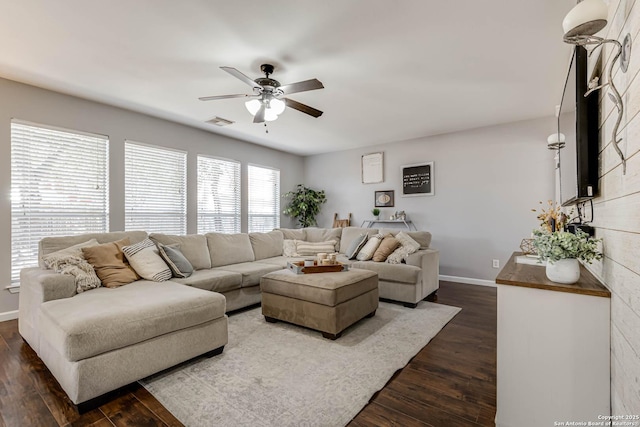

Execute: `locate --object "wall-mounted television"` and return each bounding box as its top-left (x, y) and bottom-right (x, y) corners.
top-left (557, 46), bottom-right (599, 206)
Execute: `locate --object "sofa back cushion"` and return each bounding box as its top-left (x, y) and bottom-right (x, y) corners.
top-left (39, 230), bottom-right (148, 268)
top-left (276, 228), bottom-right (306, 241)
top-left (149, 233), bottom-right (211, 270)
top-left (206, 232), bottom-right (255, 267)
top-left (407, 231), bottom-right (432, 249)
top-left (249, 230), bottom-right (284, 260)
top-left (305, 228), bottom-right (342, 251)
top-left (339, 227), bottom-right (379, 254)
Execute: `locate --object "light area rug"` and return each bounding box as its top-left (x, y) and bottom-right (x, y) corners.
top-left (141, 301), bottom-right (461, 427)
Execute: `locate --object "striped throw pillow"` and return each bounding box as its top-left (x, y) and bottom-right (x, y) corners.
top-left (294, 240), bottom-right (338, 256)
top-left (122, 238), bottom-right (172, 282)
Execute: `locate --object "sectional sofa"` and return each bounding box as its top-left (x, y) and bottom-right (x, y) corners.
top-left (18, 226), bottom-right (439, 409)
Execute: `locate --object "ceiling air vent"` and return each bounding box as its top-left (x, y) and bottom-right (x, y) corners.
top-left (206, 116), bottom-right (235, 126)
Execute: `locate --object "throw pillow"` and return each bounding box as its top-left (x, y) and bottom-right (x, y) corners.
top-left (386, 232), bottom-right (421, 264)
top-left (373, 234), bottom-right (401, 262)
top-left (157, 243), bottom-right (194, 278)
top-left (82, 238), bottom-right (140, 288)
top-left (122, 239), bottom-right (172, 282)
top-left (283, 239), bottom-right (297, 257)
top-left (42, 239), bottom-right (102, 293)
top-left (294, 240), bottom-right (338, 256)
top-left (356, 234), bottom-right (384, 261)
top-left (345, 233), bottom-right (368, 260)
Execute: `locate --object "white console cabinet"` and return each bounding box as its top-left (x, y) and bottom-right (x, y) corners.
top-left (495, 253), bottom-right (610, 427)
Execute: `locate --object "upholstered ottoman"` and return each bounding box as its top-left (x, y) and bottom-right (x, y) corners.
top-left (260, 268), bottom-right (378, 339)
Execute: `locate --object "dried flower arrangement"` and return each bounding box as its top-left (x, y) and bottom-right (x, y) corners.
top-left (531, 200), bottom-right (570, 233)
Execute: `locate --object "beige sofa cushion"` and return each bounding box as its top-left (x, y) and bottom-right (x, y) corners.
top-left (206, 233), bottom-right (255, 267)
top-left (39, 280), bottom-right (226, 361)
top-left (277, 228), bottom-right (306, 240)
top-left (339, 227), bottom-right (379, 254)
top-left (215, 262), bottom-right (282, 287)
top-left (39, 231), bottom-right (148, 267)
top-left (351, 261), bottom-right (421, 284)
top-left (82, 238), bottom-right (140, 288)
top-left (250, 231), bottom-right (284, 260)
top-left (407, 231), bottom-right (432, 249)
top-left (356, 234), bottom-right (384, 261)
top-left (173, 269), bottom-right (242, 293)
top-left (149, 234), bottom-right (211, 270)
top-left (372, 235), bottom-right (400, 262)
top-left (305, 228), bottom-right (342, 251)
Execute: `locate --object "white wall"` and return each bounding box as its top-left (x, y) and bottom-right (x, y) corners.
top-left (0, 77), bottom-right (304, 315)
top-left (585, 0), bottom-right (640, 416)
top-left (304, 116), bottom-right (556, 282)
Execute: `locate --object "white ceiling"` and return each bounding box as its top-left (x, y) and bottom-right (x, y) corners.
top-left (0, 0), bottom-right (577, 156)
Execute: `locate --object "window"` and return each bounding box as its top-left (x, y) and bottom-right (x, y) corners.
top-left (197, 156), bottom-right (241, 234)
top-left (10, 121), bottom-right (109, 283)
top-left (125, 141), bottom-right (186, 234)
top-left (248, 164), bottom-right (280, 232)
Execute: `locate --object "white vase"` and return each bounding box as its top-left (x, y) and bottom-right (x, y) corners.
top-left (545, 258), bottom-right (581, 284)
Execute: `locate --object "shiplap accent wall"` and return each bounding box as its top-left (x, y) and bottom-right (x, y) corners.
top-left (585, 0), bottom-right (640, 416)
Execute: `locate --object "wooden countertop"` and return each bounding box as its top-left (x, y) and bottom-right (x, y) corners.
top-left (495, 252), bottom-right (610, 298)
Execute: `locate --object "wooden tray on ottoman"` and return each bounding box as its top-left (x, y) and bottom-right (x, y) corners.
top-left (287, 260), bottom-right (350, 274)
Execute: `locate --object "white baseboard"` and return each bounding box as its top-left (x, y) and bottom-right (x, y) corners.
top-left (439, 275), bottom-right (497, 287)
top-left (0, 310), bottom-right (18, 322)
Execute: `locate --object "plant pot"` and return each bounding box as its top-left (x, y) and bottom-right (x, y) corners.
top-left (545, 258), bottom-right (580, 284)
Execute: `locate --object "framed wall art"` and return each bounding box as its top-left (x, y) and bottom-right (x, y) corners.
top-left (374, 190), bottom-right (394, 207)
top-left (361, 152), bottom-right (383, 184)
top-left (402, 162), bottom-right (434, 196)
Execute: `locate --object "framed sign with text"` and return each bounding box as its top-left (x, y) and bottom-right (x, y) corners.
top-left (402, 162), bottom-right (434, 196)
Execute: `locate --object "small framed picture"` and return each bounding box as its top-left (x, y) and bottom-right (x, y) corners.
top-left (375, 190), bottom-right (395, 207)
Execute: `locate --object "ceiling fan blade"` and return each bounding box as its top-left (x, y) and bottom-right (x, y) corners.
top-left (284, 98), bottom-right (323, 118)
top-left (220, 66), bottom-right (262, 90)
top-left (279, 78), bottom-right (324, 95)
top-left (253, 104), bottom-right (266, 123)
top-left (198, 94), bottom-right (251, 101)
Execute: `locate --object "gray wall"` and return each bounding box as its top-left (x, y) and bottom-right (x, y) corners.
top-left (305, 116), bottom-right (556, 282)
top-left (0, 77), bottom-right (304, 314)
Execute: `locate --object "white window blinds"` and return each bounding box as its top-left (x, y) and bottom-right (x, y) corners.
top-left (197, 156), bottom-right (241, 234)
top-left (10, 121), bottom-right (109, 283)
top-left (248, 164), bottom-right (280, 232)
top-left (125, 141), bottom-right (186, 234)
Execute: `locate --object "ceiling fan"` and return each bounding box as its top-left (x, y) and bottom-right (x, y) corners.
top-left (199, 64), bottom-right (324, 123)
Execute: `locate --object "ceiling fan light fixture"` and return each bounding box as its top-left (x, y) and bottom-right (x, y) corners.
top-left (245, 99), bottom-right (262, 115)
top-left (269, 98), bottom-right (286, 115)
top-left (264, 109), bottom-right (279, 121)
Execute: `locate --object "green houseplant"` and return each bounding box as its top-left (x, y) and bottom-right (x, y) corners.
top-left (532, 229), bottom-right (602, 284)
top-left (283, 184), bottom-right (327, 228)
top-left (371, 208), bottom-right (380, 219)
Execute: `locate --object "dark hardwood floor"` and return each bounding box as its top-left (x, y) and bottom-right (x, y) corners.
top-left (0, 281), bottom-right (496, 426)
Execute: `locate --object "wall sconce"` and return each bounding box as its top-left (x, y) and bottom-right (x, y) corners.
top-left (562, 0), bottom-right (632, 174)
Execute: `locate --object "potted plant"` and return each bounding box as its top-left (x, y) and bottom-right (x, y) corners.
top-left (282, 184), bottom-right (327, 228)
top-left (371, 208), bottom-right (380, 219)
top-left (532, 229), bottom-right (602, 284)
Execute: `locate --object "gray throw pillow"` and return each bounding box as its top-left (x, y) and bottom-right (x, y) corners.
top-left (157, 243), bottom-right (194, 278)
top-left (346, 234), bottom-right (368, 260)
